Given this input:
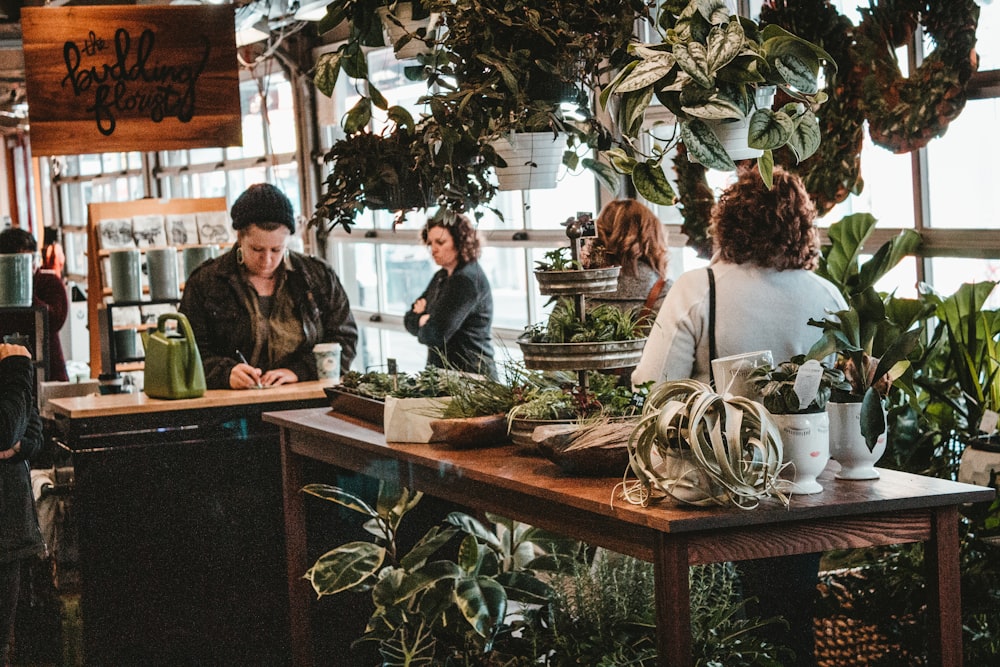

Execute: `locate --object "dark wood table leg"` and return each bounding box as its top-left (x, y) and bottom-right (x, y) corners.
top-left (925, 505), bottom-right (962, 667)
top-left (653, 533), bottom-right (692, 667)
top-left (281, 430), bottom-right (314, 667)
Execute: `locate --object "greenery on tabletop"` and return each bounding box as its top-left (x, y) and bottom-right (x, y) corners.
top-left (602, 0), bottom-right (835, 198)
top-left (507, 371), bottom-right (647, 423)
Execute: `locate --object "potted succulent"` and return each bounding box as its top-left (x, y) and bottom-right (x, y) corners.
top-left (623, 379), bottom-right (786, 508)
top-left (602, 0), bottom-right (836, 201)
top-left (749, 355), bottom-right (851, 494)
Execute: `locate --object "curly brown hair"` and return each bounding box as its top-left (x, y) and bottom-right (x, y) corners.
top-left (710, 166), bottom-right (820, 270)
top-left (421, 213), bottom-right (481, 265)
top-left (594, 199), bottom-right (668, 277)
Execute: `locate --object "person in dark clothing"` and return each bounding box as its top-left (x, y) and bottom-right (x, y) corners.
top-left (0, 344), bottom-right (46, 664)
top-left (179, 183), bottom-right (358, 389)
top-left (404, 213), bottom-right (496, 378)
top-left (0, 228), bottom-right (69, 382)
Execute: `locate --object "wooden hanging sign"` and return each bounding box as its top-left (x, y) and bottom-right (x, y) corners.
top-left (21, 5), bottom-right (242, 156)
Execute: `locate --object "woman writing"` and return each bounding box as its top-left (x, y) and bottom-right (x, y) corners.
top-left (180, 183), bottom-right (358, 389)
top-left (404, 213), bottom-right (496, 378)
top-left (632, 167), bottom-right (847, 667)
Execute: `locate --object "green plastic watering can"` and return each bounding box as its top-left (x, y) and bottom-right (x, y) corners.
top-left (142, 313), bottom-right (206, 399)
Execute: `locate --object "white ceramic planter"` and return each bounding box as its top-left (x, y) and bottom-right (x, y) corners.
top-left (772, 412), bottom-right (829, 494)
top-left (827, 401), bottom-right (887, 480)
top-left (376, 2), bottom-right (438, 60)
top-left (490, 132), bottom-right (564, 191)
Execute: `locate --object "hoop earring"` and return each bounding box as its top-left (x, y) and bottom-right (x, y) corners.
top-left (236, 246), bottom-right (244, 265)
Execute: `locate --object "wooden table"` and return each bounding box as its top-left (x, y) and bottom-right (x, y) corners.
top-left (266, 407), bottom-right (996, 667)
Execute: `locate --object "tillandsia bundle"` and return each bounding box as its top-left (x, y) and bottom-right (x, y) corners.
top-left (621, 379), bottom-right (787, 509)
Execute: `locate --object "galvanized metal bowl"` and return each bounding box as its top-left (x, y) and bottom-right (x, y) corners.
top-left (533, 266), bottom-right (620, 295)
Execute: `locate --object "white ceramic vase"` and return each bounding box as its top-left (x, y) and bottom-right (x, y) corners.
top-left (772, 411), bottom-right (829, 494)
top-left (688, 86), bottom-right (776, 165)
top-left (827, 401), bottom-right (887, 480)
top-left (376, 2), bottom-right (438, 61)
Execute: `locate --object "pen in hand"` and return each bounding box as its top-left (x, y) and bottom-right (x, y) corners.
top-left (235, 349), bottom-right (263, 389)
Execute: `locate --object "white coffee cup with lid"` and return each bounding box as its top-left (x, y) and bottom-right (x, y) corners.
top-left (313, 342), bottom-right (342, 380)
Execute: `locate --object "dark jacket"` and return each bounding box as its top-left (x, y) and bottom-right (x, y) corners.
top-left (404, 260), bottom-right (495, 377)
top-left (0, 356), bottom-right (45, 564)
top-left (179, 246), bottom-right (358, 389)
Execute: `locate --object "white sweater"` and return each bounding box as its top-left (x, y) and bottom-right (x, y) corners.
top-left (631, 260), bottom-right (848, 386)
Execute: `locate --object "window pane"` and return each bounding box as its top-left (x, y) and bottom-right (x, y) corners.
top-left (523, 173), bottom-right (599, 230)
top-left (928, 259), bottom-right (1000, 307)
top-left (974, 3), bottom-right (998, 72)
top-left (926, 97), bottom-right (1000, 229)
top-left (383, 244), bottom-right (436, 314)
top-left (820, 126), bottom-right (915, 228)
top-left (482, 246), bottom-right (529, 330)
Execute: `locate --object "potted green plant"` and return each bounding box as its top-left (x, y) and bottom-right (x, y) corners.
top-left (623, 378), bottom-right (786, 508)
top-left (309, 107), bottom-right (498, 235)
top-left (517, 299), bottom-right (647, 372)
top-left (303, 481), bottom-right (566, 665)
top-left (602, 0), bottom-right (836, 201)
top-left (805, 213), bottom-right (924, 478)
top-left (532, 246), bottom-right (621, 296)
top-left (423, 0), bottom-right (647, 192)
top-left (749, 355), bottom-right (851, 494)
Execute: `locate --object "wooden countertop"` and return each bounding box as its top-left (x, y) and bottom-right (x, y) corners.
top-left (48, 380), bottom-right (332, 419)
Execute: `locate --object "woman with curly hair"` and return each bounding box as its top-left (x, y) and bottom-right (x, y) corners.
top-left (632, 165), bottom-right (846, 386)
top-left (405, 213), bottom-right (496, 378)
top-left (632, 166), bottom-right (846, 667)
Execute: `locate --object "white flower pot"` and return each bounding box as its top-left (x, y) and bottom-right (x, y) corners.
top-left (688, 86), bottom-right (776, 165)
top-left (376, 2), bottom-right (439, 61)
top-left (827, 401), bottom-right (887, 480)
top-left (771, 412), bottom-right (829, 494)
top-left (490, 132), bottom-right (564, 191)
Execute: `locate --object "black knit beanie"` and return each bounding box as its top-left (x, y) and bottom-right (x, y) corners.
top-left (230, 183), bottom-right (295, 233)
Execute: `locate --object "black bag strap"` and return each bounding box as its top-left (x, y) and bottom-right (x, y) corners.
top-left (707, 267), bottom-right (717, 389)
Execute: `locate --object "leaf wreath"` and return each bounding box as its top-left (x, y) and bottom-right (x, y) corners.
top-left (855, 0), bottom-right (980, 154)
top-left (760, 0), bottom-right (865, 216)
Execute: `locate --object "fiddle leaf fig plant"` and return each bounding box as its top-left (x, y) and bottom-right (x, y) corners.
top-left (603, 0), bottom-right (835, 194)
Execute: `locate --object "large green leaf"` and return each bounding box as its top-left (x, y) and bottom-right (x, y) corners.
top-left (859, 387), bottom-right (887, 452)
top-left (581, 157), bottom-right (622, 195)
top-left (705, 19), bottom-right (744, 72)
top-left (447, 512), bottom-right (502, 550)
top-left (785, 109), bottom-right (821, 161)
top-left (631, 159), bottom-right (676, 205)
top-left (313, 51), bottom-right (343, 98)
top-left (673, 42), bottom-right (713, 89)
top-left (614, 54), bottom-right (675, 93)
top-left (747, 108), bottom-right (793, 150)
top-left (681, 119), bottom-right (736, 170)
top-left (455, 577), bottom-right (507, 639)
top-left (819, 213), bottom-right (877, 293)
top-left (305, 541), bottom-right (385, 596)
top-left (855, 229), bottom-right (922, 295)
top-left (301, 483), bottom-right (378, 517)
top-left (343, 98), bottom-right (372, 133)
top-left (681, 96), bottom-right (745, 120)
top-left (399, 525), bottom-right (460, 571)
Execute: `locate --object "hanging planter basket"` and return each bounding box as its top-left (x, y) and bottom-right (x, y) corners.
top-left (376, 2), bottom-right (438, 61)
top-left (688, 86), bottom-right (777, 166)
top-left (534, 266), bottom-right (620, 296)
top-left (490, 132), bottom-right (565, 191)
top-left (517, 336), bottom-right (646, 371)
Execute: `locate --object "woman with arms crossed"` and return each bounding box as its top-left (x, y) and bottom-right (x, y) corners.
top-left (405, 213), bottom-right (496, 378)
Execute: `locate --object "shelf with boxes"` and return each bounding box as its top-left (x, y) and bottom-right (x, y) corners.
top-left (87, 197), bottom-right (229, 377)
